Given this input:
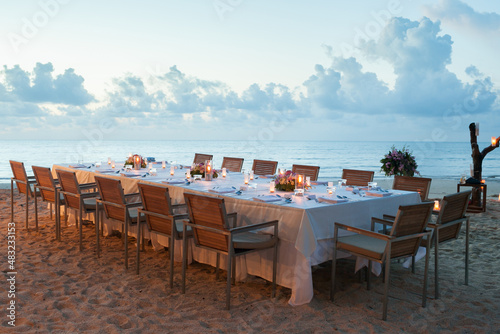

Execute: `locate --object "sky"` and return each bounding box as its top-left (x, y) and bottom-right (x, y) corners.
top-left (1, 0), bottom-right (499, 142)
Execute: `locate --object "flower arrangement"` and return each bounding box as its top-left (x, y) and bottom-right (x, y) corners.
top-left (124, 154), bottom-right (147, 168)
top-left (190, 163), bottom-right (218, 178)
top-left (380, 146), bottom-right (419, 177)
top-left (274, 170), bottom-right (311, 192)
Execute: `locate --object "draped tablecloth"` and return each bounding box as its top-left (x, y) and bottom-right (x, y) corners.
top-left (53, 163), bottom-right (421, 305)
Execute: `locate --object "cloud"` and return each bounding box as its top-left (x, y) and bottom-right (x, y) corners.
top-left (1, 62), bottom-right (95, 105)
top-left (424, 0), bottom-right (500, 31)
top-left (304, 16), bottom-right (498, 118)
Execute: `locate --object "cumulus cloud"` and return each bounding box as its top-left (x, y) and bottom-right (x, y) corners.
top-left (304, 16), bottom-right (497, 118)
top-left (1, 62), bottom-right (94, 105)
top-left (424, 0), bottom-right (500, 31)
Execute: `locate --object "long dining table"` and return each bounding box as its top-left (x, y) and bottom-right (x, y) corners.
top-left (53, 162), bottom-right (421, 306)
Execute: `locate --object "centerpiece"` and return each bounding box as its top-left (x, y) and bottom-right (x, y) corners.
top-left (190, 162), bottom-right (219, 179)
top-left (124, 154), bottom-right (146, 169)
top-left (274, 170), bottom-right (310, 192)
top-left (380, 146), bottom-right (419, 177)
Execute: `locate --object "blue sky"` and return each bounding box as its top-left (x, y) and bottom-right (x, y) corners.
top-left (1, 0), bottom-right (499, 142)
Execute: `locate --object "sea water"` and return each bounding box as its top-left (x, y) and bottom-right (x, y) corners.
top-left (1, 140), bottom-right (498, 184)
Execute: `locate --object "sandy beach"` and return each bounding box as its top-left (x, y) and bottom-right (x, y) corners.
top-left (1, 183), bottom-right (499, 333)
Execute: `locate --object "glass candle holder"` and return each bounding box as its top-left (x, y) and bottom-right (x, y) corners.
top-left (269, 181), bottom-right (275, 193)
top-left (222, 168), bottom-right (227, 178)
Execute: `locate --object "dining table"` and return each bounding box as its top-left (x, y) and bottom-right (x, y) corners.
top-left (53, 162), bottom-right (421, 306)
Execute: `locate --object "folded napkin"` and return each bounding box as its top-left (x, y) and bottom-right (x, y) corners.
top-left (69, 164), bottom-right (87, 168)
top-left (253, 195), bottom-right (282, 203)
top-left (311, 181), bottom-right (328, 186)
top-left (162, 179), bottom-right (186, 185)
top-left (317, 196), bottom-right (348, 204)
top-left (208, 187), bottom-right (235, 194)
top-left (365, 190), bottom-right (392, 197)
top-left (120, 172), bottom-right (144, 177)
top-left (94, 169), bottom-right (115, 174)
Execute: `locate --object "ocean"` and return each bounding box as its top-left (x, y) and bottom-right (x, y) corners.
top-left (1, 140), bottom-right (498, 184)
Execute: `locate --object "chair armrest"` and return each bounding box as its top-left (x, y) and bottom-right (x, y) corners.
top-left (125, 202), bottom-right (142, 209)
top-left (382, 214), bottom-right (396, 221)
top-left (125, 192), bottom-right (140, 198)
top-left (335, 222), bottom-right (390, 241)
top-left (27, 176), bottom-right (37, 180)
top-left (173, 213), bottom-right (189, 221)
top-left (172, 203), bottom-right (187, 209)
top-left (79, 182), bottom-right (97, 190)
top-left (80, 191), bottom-right (99, 199)
top-left (230, 220), bottom-right (278, 234)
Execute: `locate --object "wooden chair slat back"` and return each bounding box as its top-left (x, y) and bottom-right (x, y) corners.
top-left (184, 193), bottom-right (229, 252)
top-left (292, 164), bottom-right (320, 181)
top-left (56, 170), bottom-right (81, 209)
top-left (32, 166), bottom-right (56, 203)
top-left (193, 153), bottom-right (213, 165)
top-left (393, 175), bottom-right (432, 201)
top-left (10, 160), bottom-right (32, 196)
top-left (221, 157), bottom-right (244, 173)
top-left (436, 191), bottom-right (471, 243)
top-left (390, 202), bottom-right (433, 258)
top-left (342, 169), bottom-right (374, 186)
top-left (95, 176), bottom-right (126, 221)
top-left (138, 183), bottom-right (174, 236)
top-left (252, 159), bottom-right (278, 176)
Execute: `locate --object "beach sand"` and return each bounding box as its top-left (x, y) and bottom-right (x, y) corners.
top-left (1, 186), bottom-right (499, 333)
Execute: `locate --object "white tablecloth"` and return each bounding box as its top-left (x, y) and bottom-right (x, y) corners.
top-left (53, 163), bottom-right (421, 305)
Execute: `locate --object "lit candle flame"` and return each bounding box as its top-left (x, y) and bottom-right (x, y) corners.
top-left (492, 137), bottom-right (497, 146)
top-left (434, 200), bottom-right (440, 211)
top-left (481, 179), bottom-right (486, 184)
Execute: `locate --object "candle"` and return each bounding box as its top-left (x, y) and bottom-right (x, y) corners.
top-left (244, 173), bottom-right (249, 184)
top-left (222, 168), bottom-right (227, 178)
top-left (481, 179), bottom-right (486, 184)
top-left (162, 161), bottom-right (166, 169)
top-left (269, 181), bottom-right (275, 193)
top-left (434, 200), bottom-right (440, 211)
top-left (108, 157), bottom-right (111, 165)
top-left (250, 170), bottom-right (254, 180)
top-left (328, 188), bottom-right (333, 195)
top-left (111, 160), bottom-right (115, 169)
top-left (280, 168), bottom-right (284, 176)
top-left (186, 169), bottom-right (191, 179)
top-left (170, 165), bottom-right (175, 176)
top-left (492, 137), bottom-right (497, 146)
top-left (306, 176), bottom-right (311, 187)
top-left (128, 153), bottom-right (132, 158)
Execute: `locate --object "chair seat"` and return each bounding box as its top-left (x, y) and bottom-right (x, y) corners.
top-left (233, 232), bottom-right (276, 250)
top-left (83, 198), bottom-right (97, 211)
top-left (129, 208), bottom-right (145, 224)
top-left (175, 221), bottom-right (192, 238)
top-left (337, 234), bottom-right (386, 261)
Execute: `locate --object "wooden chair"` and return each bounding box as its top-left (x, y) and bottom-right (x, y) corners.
top-left (341, 169), bottom-right (374, 187)
top-left (193, 153), bottom-right (213, 165)
top-left (292, 164), bottom-right (320, 181)
top-left (424, 191), bottom-right (471, 299)
top-left (32, 166), bottom-right (66, 240)
top-left (393, 175), bottom-right (432, 201)
top-left (94, 176), bottom-right (144, 273)
top-left (251, 159), bottom-right (278, 176)
top-left (331, 202), bottom-right (434, 320)
top-left (56, 169), bottom-right (99, 251)
top-left (10, 160), bottom-right (38, 230)
top-left (182, 193), bottom-right (279, 310)
top-left (221, 157), bottom-right (244, 173)
top-left (137, 183), bottom-right (192, 286)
